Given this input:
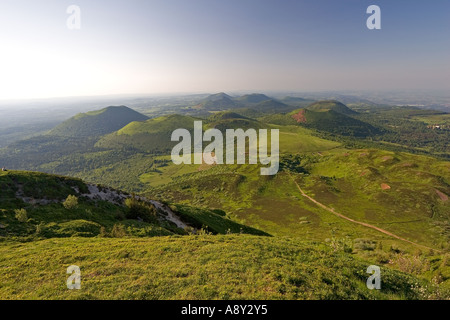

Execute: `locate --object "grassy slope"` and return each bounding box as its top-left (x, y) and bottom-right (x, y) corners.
top-left (146, 148), bottom-right (449, 249)
top-left (0, 235), bottom-right (429, 300)
top-left (306, 100), bottom-right (358, 115)
top-left (0, 171), bottom-right (267, 239)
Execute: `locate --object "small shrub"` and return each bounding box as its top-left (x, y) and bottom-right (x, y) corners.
top-left (375, 251), bottom-right (390, 264)
top-left (63, 195), bottom-right (79, 210)
top-left (124, 197), bottom-right (157, 223)
top-left (111, 224), bottom-right (127, 238)
top-left (330, 237), bottom-right (353, 253)
top-left (197, 226), bottom-right (212, 236)
top-left (354, 238), bottom-right (377, 251)
top-left (35, 222), bottom-right (44, 235)
top-left (184, 226), bottom-right (195, 235)
top-left (390, 254), bottom-right (430, 275)
top-left (14, 209), bottom-right (28, 223)
top-left (99, 226), bottom-right (109, 237)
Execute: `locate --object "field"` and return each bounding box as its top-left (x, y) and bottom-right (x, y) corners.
top-left (0, 235), bottom-right (438, 300)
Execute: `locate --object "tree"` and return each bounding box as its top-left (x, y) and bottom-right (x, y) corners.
top-left (14, 208), bottom-right (28, 223)
top-left (63, 195), bottom-right (79, 210)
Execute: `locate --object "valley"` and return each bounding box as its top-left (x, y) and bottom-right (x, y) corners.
top-left (0, 92), bottom-right (449, 300)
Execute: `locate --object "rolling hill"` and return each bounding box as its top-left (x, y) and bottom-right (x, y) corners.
top-left (280, 96), bottom-right (314, 106)
top-left (259, 100), bottom-right (381, 138)
top-left (49, 106), bottom-right (149, 137)
top-left (95, 114), bottom-right (201, 153)
top-left (235, 93), bottom-right (272, 105)
top-left (193, 93), bottom-right (238, 111)
top-left (306, 100), bottom-right (358, 115)
top-left (208, 111), bottom-right (250, 122)
top-left (206, 111), bottom-right (265, 131)
top-left (290, 108), bottom-right (381, 137)
top-left (251, 99), bottom-right (296, 114)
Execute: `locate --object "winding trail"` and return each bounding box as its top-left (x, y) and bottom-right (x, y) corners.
top-left (288, 173), bottom-right (440, 252)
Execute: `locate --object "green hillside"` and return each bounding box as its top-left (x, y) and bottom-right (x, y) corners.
top-left (146, 148), bottom-right (450, 253)
top-left (117, 114), bottom-right (199, 135)
top-left (251, 99), bottom-right (296, 114)
top-left (49, 106), bottom-right (149, 137)
top-left (0, 170), bottom-right (266, 239)
top-left (207, 118), bottom-right (266, 131)
top-left (280, 96), bottom-right (314, 106)
top-left (208, 111), bottom-right (250, 122)
top-left (306, 100), bottom-right (358, 115)
top-left (95, 114), bottom-right (201, 153)
top-left (236, 93), bottom-right (272, 104)
top-left (193, 93), bottom-right (238, 111)
top-left (289, 108), bottom-right (381, 137)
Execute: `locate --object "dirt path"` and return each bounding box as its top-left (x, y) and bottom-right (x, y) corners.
top-left (288, 173), bottom-right (440, 252)
top-left (148, 200), bottom-right (189, 230)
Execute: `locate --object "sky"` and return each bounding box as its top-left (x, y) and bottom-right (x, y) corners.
top-left (0, 0), bottom-right (449, 100)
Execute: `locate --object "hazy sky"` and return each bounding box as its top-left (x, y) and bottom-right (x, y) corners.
top-left (0, 0), bottom-right (449, 100)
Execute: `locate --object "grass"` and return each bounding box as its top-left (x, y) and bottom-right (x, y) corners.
top-left (146, 148), bottom-right (449, 240)
top-left (0, 235), bottom-right (434, 300)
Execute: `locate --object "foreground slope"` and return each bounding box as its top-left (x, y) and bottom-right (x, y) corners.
top-left (0, 235), bottom-right (432, 300)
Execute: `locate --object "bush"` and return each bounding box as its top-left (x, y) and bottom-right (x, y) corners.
top-left (111, 224), bottom-right (127, 238)
top-left (63, 195), bottom-right (79, 210)
top-left (124, 197), bottom-right (157, 223)
top-left (43, 220), bottom-right (102, 238)
top-left (14, 209), bottom-right (28, 223)
top-left (354, 238), bottom-right (377, 251)
top-left (99, 226), bottom-right (108, 237)
top-left (390, 254), bottom-right (431, 275)
top-left (35, 222), bottom-right (44, 235)
top-left (329, 237), bottom-right (353, 253)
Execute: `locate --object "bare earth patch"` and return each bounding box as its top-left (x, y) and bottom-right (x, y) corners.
top-left (291, 109), bottom-right (307, 123)
top-left (380, 183), bottom-right (391, 190)
top-left (435, 189), bottom-right (449, 202)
